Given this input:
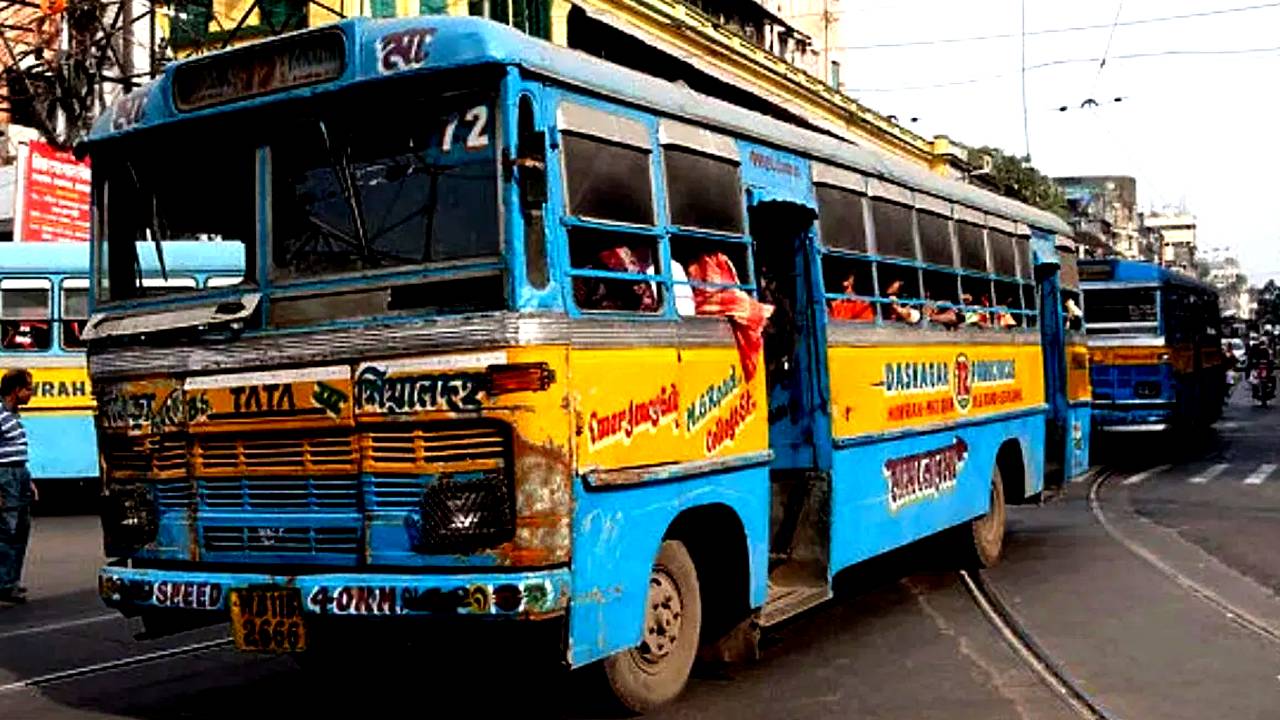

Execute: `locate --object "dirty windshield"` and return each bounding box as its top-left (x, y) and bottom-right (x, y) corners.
top-left (269, 88), bottom-right (500, 281)
top-left (94, 143), bottom-right (254, 303)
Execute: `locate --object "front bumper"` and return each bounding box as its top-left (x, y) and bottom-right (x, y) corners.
top-left (98, 565), bottom-right (571, 619)
top-left (1092, 402), bottom-right (1173, 432)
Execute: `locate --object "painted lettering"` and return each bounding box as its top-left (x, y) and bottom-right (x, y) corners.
top-left (883, 437), bottom-right (969, 511)
top-left (377, 27), bottom-right (437, 74)
top-left (704, 387), bottom-right (756, 455)
top-left (587, 384), bottom-right (680, 449)
top-left (355, 365), bottom-right (486, 414)
top-left (685, 366), bottom-right (740, 432)
top-left (151, 581), bottom-right (223, 610)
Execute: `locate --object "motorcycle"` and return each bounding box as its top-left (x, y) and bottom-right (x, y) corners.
top-left (1251, 364), bottom-right (1277, 407)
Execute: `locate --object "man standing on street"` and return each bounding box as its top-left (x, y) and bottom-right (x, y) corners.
top-left (0, 369), bottom-right (36, 605)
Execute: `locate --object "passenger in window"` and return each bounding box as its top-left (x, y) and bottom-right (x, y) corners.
top-left (574, 244), bottom-right (660, 312)
top-left (883, 279), bottom-right (921, 325)
top-left (686, 252), bottom-right (774, 381)
top-left (961, 294), bottom-right (988, 328)
top-left (997, 296), bottom-right (1019, 329)
top-left (1065, 297), bottom-right (1084, 331)
top-left (923, 291), bottom-right (960, 329)
top-left (829, 273), bottom-right (874, 322)
top-left (1, 322), bottom-right (48, 352)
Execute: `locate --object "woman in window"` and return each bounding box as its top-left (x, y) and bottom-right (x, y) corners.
top-left (830, 272), bottom-right (874, 322)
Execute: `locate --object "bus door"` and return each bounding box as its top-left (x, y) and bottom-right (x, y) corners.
top-left (750, 200), bottom-right (834, 624)
top-left (1032, 236), bottom-right (1069, 488)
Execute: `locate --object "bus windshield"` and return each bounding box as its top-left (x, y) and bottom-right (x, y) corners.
top-left (1084, 287), bottom-right (1159, 334)
top-left (271, 88), bottom-right (500, 281)
top-left (93, 84), bottom-right (500, 301)
top-left (95, 140), bottom-right (255, 303)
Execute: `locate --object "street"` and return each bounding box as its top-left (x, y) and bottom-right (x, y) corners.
top-left (3, 385), bottom-right (1280, 719)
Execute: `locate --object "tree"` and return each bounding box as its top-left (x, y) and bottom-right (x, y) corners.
top-left (1256, 280), bottom-right (1280, 326)
top-left (971, 146), bottom-right (1069, 220)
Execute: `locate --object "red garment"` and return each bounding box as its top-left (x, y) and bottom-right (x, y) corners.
top-left (686, 253), bottom-right (774, 381)
top-left (830, 298), bottom-right (874, 322)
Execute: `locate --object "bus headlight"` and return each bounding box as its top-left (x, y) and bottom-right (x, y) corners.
top-left (405, 475), bottom-right (514, 553)
top-left (101, 483), bottom-right (159, 557)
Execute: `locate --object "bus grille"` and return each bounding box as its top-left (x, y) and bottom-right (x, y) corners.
top-left (202, 526), bottom-right (360, 555)
top-left (198, 476), bottom-right (360, 512)
top-left (101, 435), bottom-right (188, 480)
top-left (192, 433), bottom-right (358, 476)
top-left (154, 480), bottom-right (194, 509)
top-left (362, 423), bottom-right (507, 475)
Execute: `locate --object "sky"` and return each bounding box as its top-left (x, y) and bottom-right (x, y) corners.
top-left (827, 0), bottom-right (1280, 285)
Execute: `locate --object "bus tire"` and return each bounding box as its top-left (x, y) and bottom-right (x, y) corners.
top-left (965, 466), bottom-right (1006, 569)
top-left (601, 539), bottom-right (702, 713)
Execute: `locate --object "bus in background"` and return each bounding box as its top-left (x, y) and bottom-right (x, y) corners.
top-left (1081, 258), bottom-right (1226, 433)
top-left (84, 18), bottom-right (1082, 712)
top-left (0, 242), bottom-right (244, 501)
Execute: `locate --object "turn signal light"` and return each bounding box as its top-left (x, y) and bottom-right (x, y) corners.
top-left (486, 363), bottom-right (555, 395)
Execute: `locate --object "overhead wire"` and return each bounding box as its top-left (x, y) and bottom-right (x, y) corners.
top-left (831, 1), bottom-right (1280, 50)
top-left (848, 45), bottom-right (1280, 93)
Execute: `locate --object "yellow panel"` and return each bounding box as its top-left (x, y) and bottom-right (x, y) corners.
top-left (27, 366), bottom-right (94, 410)
top-left (186, 367), bottom-right (354, 433)
top-left (1067, 342), bottom-right (1092, 403)
top-left (571, 346), bottom-right (767, 471)
top-left (829, 343), bottom-right (1046, 438)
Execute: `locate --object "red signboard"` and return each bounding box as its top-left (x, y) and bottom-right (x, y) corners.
top-left (14, 140), bottom-right (91, 243)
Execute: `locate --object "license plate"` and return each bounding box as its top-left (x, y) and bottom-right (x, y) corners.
top-left (229, 587), bottom-right (306, 653)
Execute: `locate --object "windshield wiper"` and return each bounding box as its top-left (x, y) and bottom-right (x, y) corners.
top-left (317, 119), bottom-right (370, 257)
top-left (125, 161), bottom-right (169, 287)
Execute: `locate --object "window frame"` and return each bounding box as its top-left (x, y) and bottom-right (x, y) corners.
top-left (0, 277), bottom-right (54, 353)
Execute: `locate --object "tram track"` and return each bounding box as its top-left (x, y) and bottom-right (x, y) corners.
top-left (1088, 468), bottom-right (1280, 647)
top-left (0, 637), bottom-right (232, 695)
top-left (959, 568), bottom-right (1117, 720)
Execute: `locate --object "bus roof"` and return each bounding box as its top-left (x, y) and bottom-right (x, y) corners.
top-left (1079, 258), bottom-right (1218, 296)
top-left (85, 17), bottom-right (1072, 238)
top-left (0, 241), bottom-right (244, 275)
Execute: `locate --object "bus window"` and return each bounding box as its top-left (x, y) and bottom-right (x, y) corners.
top-left (142, 277), bottom-right (198, 289)
top-left (989, 229), bottom-right (1017, 278)
top-left (1015, 236), bottom-right (1033, 280)
top-left (271, 91), bottom-right (500, 281)
top-left (922, 269), bottom-right (961, 329)
top-left (917, 210), bottom-right (953, 267)
top-left (663, 147), bottom-right (742, 234)
top-left (563, 132), bottom-right (653, 225)
top-left (960, 275), bottom-right (993, 328)
top-left (823, 256), bottom-right (875, 323)
top-left (60, 279), bottom-right (90, 350)
top-left (206, 276), bottom-right (246, 289)
top-left (94, 141), bottom-right (254, 302)
top-left (993, 279), bottom-right (1024, 329)
top-left (816, 186), bottom-right (868, 253)
top-left (877, 267), bottom-right (922, 324)
top-left (869, 198), bottom-right (915, 260)
top-left (569, 227), bottom-right (662, 313)
top-left (957, 221), bottom-right (988, 272)
top-left (0, 279), bottom-right (52, 352)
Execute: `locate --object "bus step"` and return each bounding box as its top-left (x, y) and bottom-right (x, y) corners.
top-left (761, 581), bottom-right (831, 627)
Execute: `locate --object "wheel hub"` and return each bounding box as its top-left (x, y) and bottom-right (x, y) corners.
top-left (639, 569), bottom-right (683, 664)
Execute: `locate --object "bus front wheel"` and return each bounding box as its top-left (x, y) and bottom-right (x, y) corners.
top-left (601, 539), bottom-right (702, 713)
top-left (965, 467), bottom-right (1007, 568)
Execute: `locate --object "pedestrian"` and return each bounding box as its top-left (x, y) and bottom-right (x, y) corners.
top-left (0, 368), bottom-right (36, 605)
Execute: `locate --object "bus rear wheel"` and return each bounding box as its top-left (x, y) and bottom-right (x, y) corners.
top-left (601, 539), bottom-right (702, 713)
top-left (965, 467), bottom-right (1006, 569)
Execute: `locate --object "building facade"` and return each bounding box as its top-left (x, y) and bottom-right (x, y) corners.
top-left (1055, 176), bottom-right (1150, 260)
top-left (1142, 211), bottom-right (1198, 277)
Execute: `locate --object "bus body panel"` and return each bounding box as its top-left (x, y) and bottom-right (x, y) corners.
top-left (831, 411), bottom-right (1042, 573)
top-left (568, 465), bottom-right (769, 666)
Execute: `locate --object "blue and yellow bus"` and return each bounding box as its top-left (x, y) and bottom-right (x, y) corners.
top-left (84, 18), bottom-right (1084, 711)
top-left (1082, 258), bottom-right (1226, 433)
top-left (0, 242), bottom-right (244, 499)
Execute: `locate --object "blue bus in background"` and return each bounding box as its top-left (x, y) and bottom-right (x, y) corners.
top-left (0, 241), bottom-right (245, 499)
top-left (1081, 258), bottom-right (1227, 433)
